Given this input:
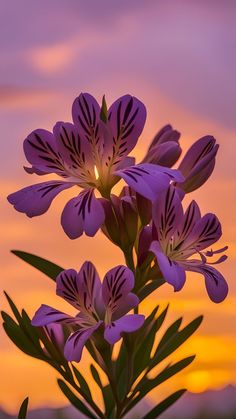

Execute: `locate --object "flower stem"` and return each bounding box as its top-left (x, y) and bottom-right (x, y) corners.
top-left (124, 248), bottom-right (135, 272)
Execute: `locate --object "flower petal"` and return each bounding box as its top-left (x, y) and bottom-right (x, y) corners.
top-left (64, 322), bottom-right (102, 362)
top-left (138, 225), bottom-right (153, 265)
top-left (53, 121), bottom-right (95, 181)
top-left (177, 136), bottom-right (218, 193)
top-left (23, 128), bottom-right (67, 176)
top-left (102, 95), bottom-right (146, 169)
top-left (102, 265), bottom-right (135, 313)
top-left (31, 304), bottom-right (75, 326)
top-left (182, 263), bottom-right (228, 303)
top-left (173, 200), bottom-right (201, 247)
top-left (178, 136), bottom-right (217, 175)
top-left (56, 269), bottom-right (81, 309)
top-left (143, 141), bottom-right (182, 167)
top-left (7, 181), bottom-right (74, 217)
top-left (72, 93), bottom-right (103, 153)
top-left (182, 213), bottom-right (222, 255)
top-left (150, 241), bottom-right (186, 291)
top-left (61, 189), bottom-right (105, 239)
top-left (57, 263), bottom-right (102, 320)
top-left (148, 124), bottom-right (181, 149)
top-left (203, 266), bottom-right (228, 303)
top-left (111, 293), bottom-right (139, 320)
top-left (115, 163), bottom-right (184, 202)
top-left (152, 185), bottom-right (183, 244)
top-left (104, 314), bottom-right (145, 345)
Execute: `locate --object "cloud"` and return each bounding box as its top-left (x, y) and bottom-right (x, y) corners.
top-left (27, 41), bottom-right (76, 75)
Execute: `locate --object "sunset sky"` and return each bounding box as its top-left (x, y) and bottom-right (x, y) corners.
top-left (1, 0), bottom-right (236, 414)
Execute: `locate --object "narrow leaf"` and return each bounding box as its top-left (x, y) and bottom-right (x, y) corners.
top-left (132, 305), bottom-right (169, 381)
top-left (11, 250), bottom-right (64, 281)
top-left (72, 365), bottom-right (92, 400)
top-left (57, 379), bottom-right (96, 418)
top-left (138, 280), bottom-right (164, 302)
top-left (90, 364), bottom-right (102, 387)
top-left (101, 384), bottom-right (115, 416)
top-left (2, 312), bottom-right (42, 358)
top-left (143, 389), bottom-right (186, 418)
top-left (157, 317), bottom-right (182, 351)
top-left (4, 291), bottom-right (22, 323)
top-left (18, 397), bottom-right (29, 419)
top-left (137, 356), bottom-right (195, 395)
top-left (152, 316), bottom-right (203, 366)
top-left (125, 356), bottom-right (194, 413)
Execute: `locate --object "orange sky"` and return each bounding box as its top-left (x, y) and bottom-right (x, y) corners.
top-left (1, 1), bottom-right (236, 414)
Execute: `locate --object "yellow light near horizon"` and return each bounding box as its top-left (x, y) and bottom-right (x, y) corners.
top-left (186, 370), bottom-right (212, 393)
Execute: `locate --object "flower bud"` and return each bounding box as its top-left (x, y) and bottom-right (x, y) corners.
top-left (142, 125), bottom-right (181, 167)
top-left (41, 323), bottom-right (66, 362)
top-left (101, 191), bottom-right (138, 250)
top-left (176, 135), bottom-right (219, 193)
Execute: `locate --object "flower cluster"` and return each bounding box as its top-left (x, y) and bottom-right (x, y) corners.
top-left (32, 262), bottom-right (144, 362)
top-left (8, 93), bottom-right (228, 364)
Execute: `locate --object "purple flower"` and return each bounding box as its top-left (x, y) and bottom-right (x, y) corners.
top-left (149, 186), bottom-right (228, 303)
top-left (142, 124), bottom-right (181, 167)
top-left (7, 93), bottom-right (183, 239)
top-left (176, 135), bottom-right (219, 194)
top-left (32, 262), bottom-right (144, 362)
top-left (101, 186), bottom-right (138, 250)
top-left (42, 323), bottom-right (65, 359)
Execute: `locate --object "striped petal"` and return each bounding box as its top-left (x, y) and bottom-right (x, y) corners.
top-left (61, 189), bottom-right (105, 239)
top-left (7, 181), bottom-right (74, 217)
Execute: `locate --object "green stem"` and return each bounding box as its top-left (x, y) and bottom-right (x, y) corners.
top-left (124, 248), bottom-right (135, 272)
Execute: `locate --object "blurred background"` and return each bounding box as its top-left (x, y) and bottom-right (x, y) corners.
top-left (0, 0), bottom-right (236, 417)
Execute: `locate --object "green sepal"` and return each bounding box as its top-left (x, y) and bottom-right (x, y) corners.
top-left (11, 250), bottom-right (64, 281)
top-left (57, 379), bottom-right (96, 418)
top-left (143, 389), bottom-right (186, 418)
top-left (100, 95), bottom-right (108, 122)
top-left (18, 397), bottom-right (29, 419)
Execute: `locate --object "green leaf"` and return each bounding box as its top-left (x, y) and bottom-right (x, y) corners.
top-left (90, 364), bottom-right (115, 415)
top-left (151, 316), bottom-right (203, 367)
top-left (90, 364), bottom-right (102, 387)
top-left (2, 312), bottom-right (42, 358)
top-left (20, 309), bottom-right (42, 349)
top-left (18, 397), bottom-right (29, 419)
top-left (143, 389), bottom-right (186, 418)
top-left (115, 341), bottom-right (127, 380)
top-left (125, 356), bottom-right (194, 413)
top-left (132, 305), bottom-right (169, 381)
top-left (156, 317), bottom-right (182, 351)
top-left (57, 379), bottom-right (96, 418)
top-left (72, 365), bottom-right (92, 400)
top-left (4, 291), bottom-right (22, 323)
top-left (101, 384), bottom-right (115, 417)
top-left (11, 250), bottom-right (64, 281)
top-left (100, 95), bottom-right (108, 122)
top-left (137, 356), bottom-right (195, 396)
top-left (138, 279), bottom-right (165, 302)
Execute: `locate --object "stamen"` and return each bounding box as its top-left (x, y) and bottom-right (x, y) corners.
top-left (94, 165), bottom-right (99, 180)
